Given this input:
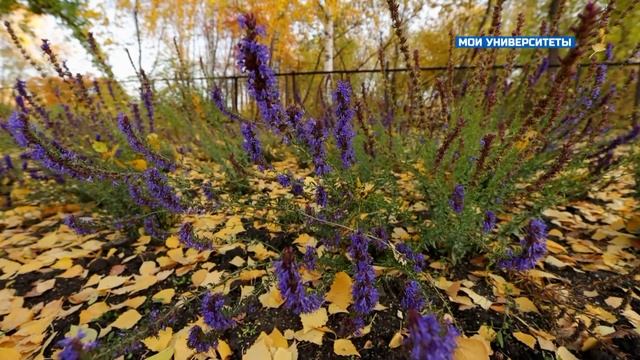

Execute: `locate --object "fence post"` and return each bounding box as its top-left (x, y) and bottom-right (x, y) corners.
top-left (635, 66), bottom-right (640, 123)
top-left (292, 71), bottom-right (298, 104)
top-left (233, 77), bottom-right (239, 112)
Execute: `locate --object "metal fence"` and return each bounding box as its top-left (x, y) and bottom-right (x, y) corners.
top-left (2, 61), bottom-right (639, 115)
top-left (197, 61), bottom-right (640, 114)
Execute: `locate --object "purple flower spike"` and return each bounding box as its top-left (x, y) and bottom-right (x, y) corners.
top-left (401, 280), bottom-right (425, 312)
top-left (201, 292), bottom-right (236, 331)
top-left (349, 231), bottom-right (378, 333)
top-left (236, 14), bottom-right (285, 134)
top-left (274, 247), bottom-right (322, 314)
top-left (63, 215), bottom-right (94, 235)
top-left (143, 168), bottom-right (184, 213)
top-left (301, 118), bottom-right (332, 175)
top-left (303, 245), bottom-right (317, 271)
top-left (449, 184), bottom-right (464, 214)
top-left (57, 330), bottom-right (97, 360)
top-left (178, 222), bottom-right (212, 250)
top-left (396, 243), bottom-right (426, 272)
top-left (482, 211), bottom-right (497, 233)
top-left (187, 325), bottom-right (214, 353)
top-left (316, 185), bottom-right (328, 207)
top-left (6, 111), bottom-right (30, 147)
top-left (499, 218), bottom-right (548, 271)
top-left (276, 173), bottom-right (291, 187)
top-left (240, 122), bottom-right (266, 169)
top-left (405, 310), bottom-right (458, 360)
top-left (333, 80), bottom-right (356, 168)
top-left (117, 113), bottom-right (174, 171)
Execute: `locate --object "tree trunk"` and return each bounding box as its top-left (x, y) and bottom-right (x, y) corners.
top-left (323, 14), bottom-right (334, 95)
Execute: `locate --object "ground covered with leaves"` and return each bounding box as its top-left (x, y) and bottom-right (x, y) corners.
top-left (0, 156), bottom-right (638, 360)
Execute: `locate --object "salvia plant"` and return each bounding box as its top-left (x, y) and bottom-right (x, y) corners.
top-left (1, 1), bottom-right (639, 358)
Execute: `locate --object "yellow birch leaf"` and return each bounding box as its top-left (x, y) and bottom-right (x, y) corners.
top-left (165, 235), bottom-right (179, 249)
top-left (128, 159), bottom-right (148, 171)
top-left (513, 332), bottom-right (537, 349)
top-left (0, 347), bottom-right (21, 360)
top-left (325, 272), bottom-right (353, 313)
top-left (1, 307), bottom-right (33, 331)
top-left (110, 309), bottom-right (142, 329)
top-left (243, 338), bottom-right (270, 360)
top-left (142, 327), bottom-right (173, 352)
top-left (557, 346), bottom-right (579, 360)
top-left (293, 328), bottom-right (325, 345)
top-left (217, 339), bottom-right (232, 360)
top-left (58, 264), bottom-right (84, 278)
top-left (585, 304), bottom-right (617, 323)
top-left (97, 275), bottom-right (128, 291)
top-left (389, 331), bottom-right (404, 348)
top-left (515, 297), bottom-right (540, 313)
top-left (52, 258), bottom-right (73, 270)
top-left (145, 346), bottom-right (174, 360)
top-left (259, 286), bottom-right (284, 308)
top-left (268, 328), bottom-right (289, 349)
top-left (300, 308), bottom-right (328, 333)
top-left (453, 335), bottom-right (492, 360)
top-left (152, 289), bottom-right (175, 304)
top-left (334, 339), bottom-right (360, 357)
top-left (478, 325), bottom-right (497, 342)
top-left (36, 278), bottom-right (56, 294)
top-left (79, 302), bottom-right (110, 324)
top-left (92, 141), bottom-right (108, 153)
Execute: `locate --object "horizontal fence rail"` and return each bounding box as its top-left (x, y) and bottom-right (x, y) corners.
top-left (1, 61), bottom-right (639, 113)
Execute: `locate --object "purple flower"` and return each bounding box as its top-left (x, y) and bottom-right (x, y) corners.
top-left (117, 113), bottom-right (174, 171)
top-left (202, 181), bottom-right (215, 201)
top-left (449, 184), bottom-right (464, 214)
top-left (333, 81), bottom-right (356, 168)
top-left (276, 173), bottom-right (291, 187)
top-left (187, 325), bottom-right (213, 353)
top-left (301, 118), bottom-right (332, 175)
top-left (303, 245), bottom-right (317, 271)
top-left (128, 183), bottom-right (153, 207)
top-left (178, 222), bottom-right (212, 250)
top-left (6, 111), bottom-right (30, 147)
top-left (405, 310), bottom-right (458, 360)
top-left (349, 231), bottom-right (378, 332)
top-left (396, 243), bottom-right (426, 272)
top-left (3, 154), bottom-right (13, 170)
top-left (57, 331), bottom-right (97, 360)
top-left (291, 179), bottom-right (304, 196)
top-left (401, 280), bottom-right (425, 312)
top-left (499, 219), bottom-right (547, 271)
top-left (144, 216), bottom-right (166, 240)
top-left (63, 215), bottom-right (94, 235)
top-left (201, 292), bottom-right (235, 331)
top-left (236, 14), bottom-right (286, 133)
top-left (482, 211), bottom-right (497, 233)
top-left (240, 122), bottom-right (266, 169)
top-left (529, 57), bottom-right (549, 86)
top-left (316, 185), bottom-right (328, 207)
top-left (274, 247), bottom-right (322, 314)
top-left (371, 227), bottom-right (390, 251)
top-left (143, 168), bottom-right (184, 213)
top-left (605, 43), bottom-right (613, 61)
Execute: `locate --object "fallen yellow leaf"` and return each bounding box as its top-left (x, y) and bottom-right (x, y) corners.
top-left (334, 339), bottom-right (360, 357)
top-left (325, 272), bottom-right (353, 314)
top-left (142, 327), bottom-right (173, 352)
top-left (453, 335), bottom-right (492, 360)
top-left (110, 309), bottom-right (142, 329)
top-left (152, 289), bottom-right (176, 304)
top-left (513, 331), bottom-right (537, 349)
